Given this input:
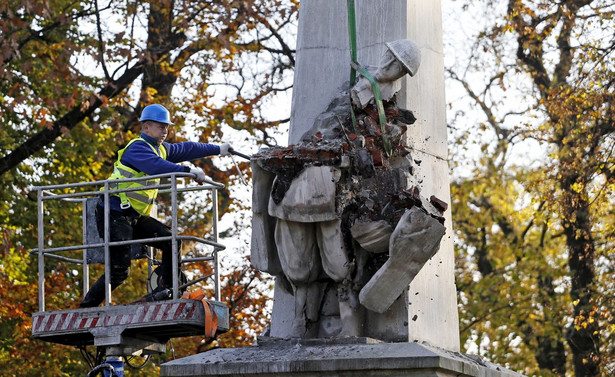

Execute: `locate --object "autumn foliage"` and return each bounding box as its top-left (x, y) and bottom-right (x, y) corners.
top-left (447, 0), bottom-right (615, 376)
top-left (0, 0), bottom-right (296, 375)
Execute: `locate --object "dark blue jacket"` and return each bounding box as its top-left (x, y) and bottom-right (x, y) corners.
top-left (103, 133), bottom-right (220, 215)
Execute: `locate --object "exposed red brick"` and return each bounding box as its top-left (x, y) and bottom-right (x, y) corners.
top-left (430, 195), bottom-right (448, 213)
top-left (364, 137), bottom-right (375, 150)
top-left (409, 186), bottom-right (421, 202)
top-left (385, 107), bottom-right (400, 119)
top-left (362, 115), bottom-right (379, 137)
top-left (371, 149), bottom-right (383, 166)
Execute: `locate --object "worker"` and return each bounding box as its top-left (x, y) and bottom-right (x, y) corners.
top-left (79, 104), bottom-right (232, 308)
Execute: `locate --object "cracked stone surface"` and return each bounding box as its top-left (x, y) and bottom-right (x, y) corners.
top-left (161, 337), bottom-right (524, 377)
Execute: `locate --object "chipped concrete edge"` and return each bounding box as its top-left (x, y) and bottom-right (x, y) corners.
top-left (161, 338), bottom-right (524, 377)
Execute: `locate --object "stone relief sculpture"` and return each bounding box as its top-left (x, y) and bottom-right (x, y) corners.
top-left (251, 40), bottom-right (448, 339)
top-left (351, 39), bottom-right (422, 108)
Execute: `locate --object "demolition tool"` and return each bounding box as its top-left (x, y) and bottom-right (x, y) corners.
top-left (229, 149), bottom-right (251, 186)
top-left (230, 149), bottom-right (251, 160)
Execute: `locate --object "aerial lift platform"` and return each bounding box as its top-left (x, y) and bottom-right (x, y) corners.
top-left (30, 173), bottom-right (230, 376)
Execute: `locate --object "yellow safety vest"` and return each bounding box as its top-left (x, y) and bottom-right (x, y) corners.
top-left (107, 137), bottom-right (167, 216)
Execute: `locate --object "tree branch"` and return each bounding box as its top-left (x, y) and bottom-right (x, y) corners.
top-left (0, 61), bottom-right (144, 176)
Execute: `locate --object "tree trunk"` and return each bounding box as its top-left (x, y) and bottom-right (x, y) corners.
top-left (535, 276), bottom-right (567, 375)
top-left (560, 168), bottom-right (600, 376)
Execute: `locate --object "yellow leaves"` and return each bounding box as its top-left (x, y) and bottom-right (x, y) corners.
top-left (570, 182), bottom-right (584, 194)
top-left (1, 247), bottom-right (30, 285)
top-left (449, 1), bottom-right (614, 373)
top-left (502, 24), bottom-right (515, 34)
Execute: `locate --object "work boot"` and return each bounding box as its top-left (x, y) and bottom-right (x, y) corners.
top-left (138, 274), bottom-right (177, 303)
top-left (151, 268), bottom-right (188, 295)
top-left (140, 286), bottom-right (172, 302)
top-left (79, 278), bottom-right (107, 308)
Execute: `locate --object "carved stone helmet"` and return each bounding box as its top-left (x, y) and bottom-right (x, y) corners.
top-left (385, 39), bottom-right (421, 77)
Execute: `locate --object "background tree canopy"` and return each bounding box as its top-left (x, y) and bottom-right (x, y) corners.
top-left (1, 0), bottom-right (613, 376)
top-left (446, 0), bottom-right (614, 376)
top-left (0, 0), bottom-right (296, 375)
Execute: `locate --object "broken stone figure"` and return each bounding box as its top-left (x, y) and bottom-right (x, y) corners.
top-left (251, 39), bottom-right (447, 339)
top-left (351, 39), bottom-right (421, 109)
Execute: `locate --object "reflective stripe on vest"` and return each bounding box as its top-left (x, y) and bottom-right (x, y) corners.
top-left (106, 137), bottom-right (167, 216)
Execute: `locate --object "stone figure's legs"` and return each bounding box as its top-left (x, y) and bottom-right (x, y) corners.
top-left (315, 219), bottom-right (351, 282)
top-left (275, 218), bottom-right (367, 337)
top-left (275, 219), bottom-right (322, 337)
top-left (338, 282), bottom-right (365, 337)
top-left (275, 219), bottom-right (322, 283)
top-left (315, 219), bottom-right (366, 336)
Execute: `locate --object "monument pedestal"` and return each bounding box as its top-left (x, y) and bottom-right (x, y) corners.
top-left (161, 337), bottom-right (522, 377)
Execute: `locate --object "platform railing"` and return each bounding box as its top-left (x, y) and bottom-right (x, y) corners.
top-left (30, 172), bottom-right (226, 312)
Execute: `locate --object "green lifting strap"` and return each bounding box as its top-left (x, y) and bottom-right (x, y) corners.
top-left (347, 0), bottom-right (358, 88)
top-left (347, 0), bottom-right (358, 133)
top-left (346, 0), bottom-right (392, 156)
top-left (350, 62), bottom-right (393, 156)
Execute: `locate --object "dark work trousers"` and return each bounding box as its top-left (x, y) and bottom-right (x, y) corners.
top-left (79, 205), bottom-right (181, 308)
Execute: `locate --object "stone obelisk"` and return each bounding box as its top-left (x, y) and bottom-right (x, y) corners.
top-left (161, 1), bottom-right (524, 375)
top-left (276, 0), bottom-right (459, 351)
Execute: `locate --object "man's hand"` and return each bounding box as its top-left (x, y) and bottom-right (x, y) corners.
top-left (190, 167), bottom-right (206, 184)
top-left (219, 143), bottom-right (233, 156)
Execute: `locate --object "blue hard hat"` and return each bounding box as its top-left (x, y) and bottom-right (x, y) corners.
top-left (139, 104), bottom-right (173, 124)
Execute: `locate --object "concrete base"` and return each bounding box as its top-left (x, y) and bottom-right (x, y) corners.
top-left (161, 337), bottom-right (523, 377)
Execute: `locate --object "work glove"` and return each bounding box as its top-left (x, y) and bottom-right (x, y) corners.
top-left (219, 143), bottom-right (232, 156)
top-left (190, 167), bottom-right (207, 184)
